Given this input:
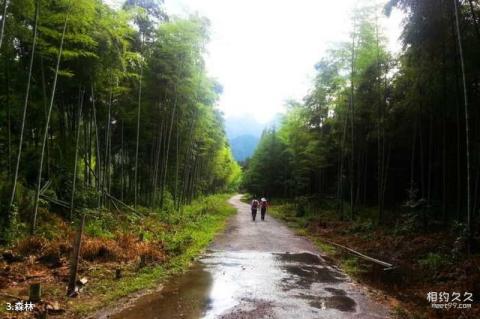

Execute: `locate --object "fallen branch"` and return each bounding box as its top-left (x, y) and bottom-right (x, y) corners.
top-left (109, 196), bottom-right (121, 213)
top-left (40, 185), bottom-right (140, 217)
top-left (104, 192), bottom-right (141, 216)
top-left (40, 194), bottom-right (71, 209)
top-left (321, 238), bottom-right (394, 269)
top-left (40, 180), bottom-right (52, 195)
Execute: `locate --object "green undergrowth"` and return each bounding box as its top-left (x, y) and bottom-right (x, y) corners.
top-left (0, 194), bottom-right (236, 318)
top-left (72, 193), bottom-right (236, 317)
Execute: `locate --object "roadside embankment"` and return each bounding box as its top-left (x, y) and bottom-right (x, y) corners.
top-left (0, 194), bottom-right (235, 318)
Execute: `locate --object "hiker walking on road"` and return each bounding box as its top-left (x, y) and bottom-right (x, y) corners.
top-left (251, 198), bottom-right (259, 221)
top-left (260, 198), bottom-right (268, 221)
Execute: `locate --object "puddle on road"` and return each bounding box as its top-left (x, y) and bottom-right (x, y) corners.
top-left (277, 252), bottom-right (347, 292)
top-left (325, 287), bottom-right (347, 296)
top-left (110, 251), bottom-right (357, 319)
top-left (282, 265), bottom-right (345, 285)
top-left (274, 251), bottom-right (321, 264)
top-left (325, 287), bottom-right (347, 295)
top-left (110, 264), bottom-right (213, 319)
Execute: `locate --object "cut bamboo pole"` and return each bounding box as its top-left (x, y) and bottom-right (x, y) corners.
top-left (321, 238), bottom-right (394, 269)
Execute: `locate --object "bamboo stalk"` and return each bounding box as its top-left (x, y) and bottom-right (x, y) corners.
top-left (32, 13), bottom-right (69, 234)
top-left (134, 61), bottom-right (143, 208)
top-left (322, 238), bottom-right (393, 269)
top-left (453, 0), bottom-right (472, 249)
top-left (0, 0), bottom-right (8, 51)
top-left (8, 0), bottom-right (39, 218)
top-left (67, 211), bottom-right (85, 297)
top-left (69, 89), bottom-right (84, 220)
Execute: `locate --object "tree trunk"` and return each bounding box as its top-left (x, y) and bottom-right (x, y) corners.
top-left (8, 0), bottom-right (39, 216)
top-left (174, 123), bottom-right (179, 205)
top-left (160, 86), bottom-right (178, 209)
top-left (382, 143), bottom-right (392, 212)
top-left (104, 86), bottom-right (113, 204)
top-left (134, 65), bottom-right (143, 208)
top-left (0, 0), bottom-right (8, 51)
top-left (178, 111), bottom-right (198, 209)
top-left (419, 118), bottom-right (425, 198)
top-left (442, 117), bottom-right (447, 221)
top-left (83, 105), bottom-right (88, 188)
top-left (67, 211), bottom-right (85, 296)
top-left (91, 85), bottom-right (102, 208)
top-left (32, 15), bottom-right (68, 234)
top-left (69, 89), bottom-right (84, 220)
top-left (350, 16), bottom-right (357, 219)
top-left (441, 32), bottom-right (448, 221)
top-left (121, 120), bottom-right (124, 201)
top-left (410, 119), bottom-right (417, 193)
top-left (375, 15), bottom-right (385, 223)
top-left (187, 156), bottom-right (199, 204)
top-left (153, 112), bottom-right (164, 206)
top-left (337, 114), bottom-right (348, 219)
top-left (6, 58), bottom-right (10, 179)
top-left (363, 149), bottom-right (368, 204)
top-left (40, 56), bottom-right (50, 177)
top-left (453, 0), bottom-right (472, 248)
top-left (427, 112), bottom-right (433, 205)
top-left (456, 91), bottom-right (462, 219)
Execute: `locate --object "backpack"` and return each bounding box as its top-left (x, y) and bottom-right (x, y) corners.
top-left (252, 200), bottom-right (259, 209)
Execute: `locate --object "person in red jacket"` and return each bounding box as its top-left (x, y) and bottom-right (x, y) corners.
top-left (260, 197), bottom-right (268, 221)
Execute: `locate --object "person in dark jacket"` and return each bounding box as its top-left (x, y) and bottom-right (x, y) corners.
top-left (260, 198), bottom-right (268, 221)
top-left (251, 198), bottom-right (259, 221)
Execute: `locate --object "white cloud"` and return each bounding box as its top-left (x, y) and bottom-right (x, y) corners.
top-left (109, 0), bottom-right (404, 123)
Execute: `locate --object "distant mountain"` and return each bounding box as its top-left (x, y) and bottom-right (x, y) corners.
top-left (225, 113), bottom-right (284, 162)
top-left (225, 115), bottom-right (265, 140)
top-left (229, 134), bottom-right (259, 162)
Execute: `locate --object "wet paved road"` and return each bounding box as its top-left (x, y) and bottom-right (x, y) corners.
top-left (106, 194), bottom-right (390, 319)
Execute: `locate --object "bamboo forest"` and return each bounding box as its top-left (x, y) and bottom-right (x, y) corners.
top-left (0, 0), bottom-right (479, 318)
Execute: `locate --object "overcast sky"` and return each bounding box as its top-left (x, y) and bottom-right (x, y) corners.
top-left (107, 0), bottom-right (404, 123)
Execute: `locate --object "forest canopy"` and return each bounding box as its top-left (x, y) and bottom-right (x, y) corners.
top-left (0, 0), bottom-right (241, 240)
top-left (243, 0), bottom-right (480, 234)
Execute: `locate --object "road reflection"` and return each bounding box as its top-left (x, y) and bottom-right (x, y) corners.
top-left (110, 263), bottom-right (213, 319)
top-left (110, 251), bottom-right (359, 319)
